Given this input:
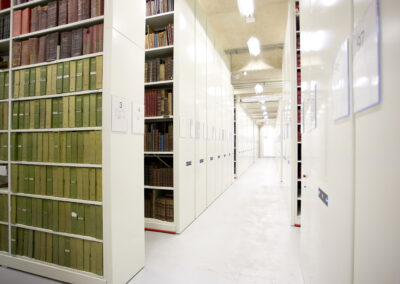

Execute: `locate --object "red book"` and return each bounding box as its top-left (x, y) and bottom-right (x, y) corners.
top-left (21, 39), bottom-right (30, 66)
top-left (0, 0), bottom-right (10, 10)
top-left (82, 27), bottom-right (91, 54)
top-left (12, 10), bottom-right (21, 37)
top-left (38, 5), bottom-right (48, 30)
top-left (68, 0), bottom-right (78, 23)
top-left (58, 0), bottom-right (68, 26)
top-left (38, 35), bottom-right (47, 63)
top-left (21, 8), bottom-right (31, 35)
top-left (30, 6), bottom-right (39, 32)
top-left (96, 23), bottom-right (103, 52)
top-left (90, 25), bottom-right (96, 53)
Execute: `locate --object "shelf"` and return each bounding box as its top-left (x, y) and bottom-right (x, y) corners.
top-left (144, 185), bottom-right (174, 191)
top-left (145, 116), bottom-right (174, 121)
top-left (12, 52), bottom-right (103, 71)
top-left (11, 161), bottom-right (102, 168)
top-left (13, 0), bottom-right (48, 10)
top-left (0, 188), bottom-right (9, 194)
top-left (11, 127), bottom-right (102, 133)
top-left (11, 223), bottom-right (103, 243)
top-left (144, 151), bottom-right (173, 155)
top-left (13, 16), bottom-right (104, 41)
top-left (145, 217), bottom-right (176, 233)
top-left (145, 45), bottom-right (174, 58)
top-left (0, 69), bottom-right (9, 73)
top-left (11, 89), bottom-right (103, 101)
top-left (0, 8), bottom-right (10, 15)
top-left (0, 130), bottom-right (8, 133)
top-left (11, 192), bottom-right (102, 206)
top-left (0, 99), bottom-right (9, 102)
top-left (144, 80), bottom-right (173, 87)
top-left (146, 11), bottom-right (174, 30)
top-left (0, 220), bottom-right (8, 226)
top-left (0, 160), bottom-right (7, 164)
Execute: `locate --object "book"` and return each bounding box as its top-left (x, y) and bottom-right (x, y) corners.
top-left (38, 35), bottom-right (47, 63)
top-left (60, 31), bottom-right (72, 59)
top-left (71, 28), bottom-right (83, 57)
top-left (58, 0), bottom-right (68, 26)
top-left (30, 6), bottom-right (39, 32)
top-left (46, 32), bottom-right (58, 62)
top-left (82, 94), bottom-right (89, 126)
top-left (69, 60), bottom-right (76, 92)
top-left (82, 58), bottom-right (89, 90)
top-left (12, 41), bottom-right (22, 67)
top-left (47, 0), bottom-right (58, 28)
top-left (67, 0), bottom-right (78, 24)
top-left (95, 55), bottom-right (102, 89)
top-left (89, 94), bottom-right (96, 126)
top-left (38, 5), bottom-right (48, 31)
top-left (56, 63), bottom-right (63, 94)
top-left (91, 0), bottom-right (104, 17)
top-left (12, 10), bottom-right (21, 37)
top-left (21, 8), bottom-right (31, 35)
top-left (96, 93), bottom-right (101, 126)
top-left (63, 61), bottom-right (70, 93)
top-left (29, 67), bottom-right (36, 97)
top-left (77, 0), bottom-right (90, 21)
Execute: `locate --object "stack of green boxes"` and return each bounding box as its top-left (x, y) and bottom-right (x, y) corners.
top-left (10, 55), bottom-right (104, 276)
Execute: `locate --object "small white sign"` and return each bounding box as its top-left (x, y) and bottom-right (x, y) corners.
top-left (332, 39), bottom-right (350, 120)
top-left (111, 96), bottom-right (129, 133)
top-left (353, 0), bottom-right (381, 112)
top-left (132, 102), bottom-right (144, 134)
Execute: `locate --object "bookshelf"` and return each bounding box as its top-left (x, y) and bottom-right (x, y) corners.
top-left (0, 1), bottom-right (145, 283)
top-left (144, 0), bottom-right (234, 233)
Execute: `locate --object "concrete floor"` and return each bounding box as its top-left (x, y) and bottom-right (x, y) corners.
top-left (0, 158), bottom-right (303, 284)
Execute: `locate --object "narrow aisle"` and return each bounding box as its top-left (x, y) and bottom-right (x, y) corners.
top-left (131, 158), bottom-right (303, 284)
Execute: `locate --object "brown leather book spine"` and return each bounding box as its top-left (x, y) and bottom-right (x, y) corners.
top-left (30, 6), bottom-right (39, 32)
top-left (45, 32), bottom-right (58, 62)
top-left (47, 0), bottom-right (58, 28)
top-left (20, 39), bottom-right (30, 66)
top-left (58, 0), bottom-right (68, 26)
top-left (38, 35), bottom-right (47, 63)
top-left (71, 28), bottom-right (83, 57)
top-left (21, 8), bottom-right (31, 35)
top-left (60, 31), bottom-right (72, 59)
top-left (68, 0), bottom-right (78, 23)
top-left (38, 5), bottom-right (48, 31)
top-left (29, 37), bottom-right (39, 64)
top-left (12, 10), bottom-right (21, 37)
top-left (77, 0), bottom-right (89, 21)
top-left (82, 27), bottom-right (91, 55)
top-left (12, 41), bottom-right (22, 67)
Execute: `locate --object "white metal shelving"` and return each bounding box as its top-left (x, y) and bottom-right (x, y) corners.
top-left (10, 192), bottom-right (102, 206)
top-left (11, 127), bottom-right (102, 132)
top-left (11, 89), bottom-right (103, 101)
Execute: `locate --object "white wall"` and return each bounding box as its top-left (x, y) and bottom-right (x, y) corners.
top-left (260, 125), bottom-right (281, 157)
top-left (285, 0), bottom-right (400, 283)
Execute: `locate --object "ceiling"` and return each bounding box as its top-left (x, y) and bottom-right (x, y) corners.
top-left (199, 0), bottom-right (288, 124)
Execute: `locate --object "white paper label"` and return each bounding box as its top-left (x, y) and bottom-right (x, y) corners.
top-left (132, 102), bottom-right (144, 134)
top-left (111, 96), bottom-right (129, 133)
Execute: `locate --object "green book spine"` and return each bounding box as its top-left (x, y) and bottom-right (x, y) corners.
top-left (13, 71), bottom-right (20, 98)
top-left (20, 197), bottom-right (27, 224)
top-left (95, 131), bottom-right (102, 164)
top-left (18, 101), bottom-right (24, 130)
top-left (59, 202), bottom-right (66, 232)
top-left (70, 237), bottom-right (77, 269)
top-left (65, 202), bottom-right (71, 234)
top-left (51, 65), bottom-right (57, 94)
top-left (19, 70), bottom-right (24, 98)
top-left (40, 67), bottom-right (47, 95)
top-left (34, 100), bottom-right (40, 128)
top-left (82, 95), bottom-right (90, 127)
top-left (68, 96), bottom-right (75, 127)
top-left (4, 72), bottom-right (8, 99)
top-left (71, 132), bottom-right (78, 163)
top-left (17, 165), bottom-right (23, 193)
top-left (96, 56), bottom-right (103, 90)
top-left (64, 237), bottom-right (71, 268)
top-left (36, 199), bottom-right (42, 227)
top-left (45, 99), bottom-right (52, 128)
top-left (11, 227), bottom-right (16, 255)
top-left (89, 168), bottom-right (96, 201)
top-left (47, 200), bottom-right (53, 231)
top-left (32, 199), bottom-right (37, 227)
top-left (0, 72), bottom-right (4, 99)
top-left (12, 102), bottom-right (18, 130)
top-left (53, 132), bottom-right (59, 163)
top-left (35, 67), bottom-right (41, 96)
top-left (39, 99), bottom-right (46, 128)
top-left (52, 98), bottom-right (59, 128)
top-left (82, 168), bottom-right (89, 200)
top-left (76, 239), bottom-right (84, 270)
top-left (70, 61), bottom-right (76, 92)
top-left (26, 133), bottom-right (32, 161)
top-left (23, 166), bottom-right (29, 193)
top-left (52, 200), bottom-right (59, 231)
top-left (23, 101), bottom-right (30, 129)
top-left (63, 167), bottom-right (70, 198)
top-left (32, 133), bottom-right (37, 161)
top-left (70, 203), bottom-right (77, 234)
top-left (11, 196), bottom-right (16, 223)
top-left (77, 132), bottom-right (84, 163)
top-left (24, 69), bottom-right (30, 97)
top-left (89, 241), bottom-right (96, 274)
top-left (63, 62), bottom-right (70, 93)
top-left (62, 97), bottom-right (69, 128)
top-left (27, 230), bottom-right (34, 258)
top-left (52, 234), bottom-right (59, 265)
top-left (10, 133), bottom-right (16, 161)
top-left (34, 230), bottom-right (40, 259)
top-left (46, 66), bottom-right (52, 95)
top-left (2, 102), bottom-right (7, 130)
top-left (89, 94), bottom-right (96, 126)
top-left (95, 206), bottom-right (102, 240)
top-left (89, 57), bottom-right (96, 90)
top-left (23, 228), bottom-right (29, 256)
top-left (17, 133), bottom-right (23, 161)
top-left (70, 167), bottom-right (77, 198)
top-left (58, 98), bottom-right (63, 128)
top-left (59, 132), bottom-right (66, 163)
top-left (96, 94), bottom-right (102, 126)
top-left (75, 96), bottom-right (82, 127)
top-left (83, 240), bottom-right (90, 272)
top-left (29, 68), bottom-right (36, 97)
top-left (76, 168), bottom-right (82, 199)
top-left (82, 58), bottom-right (90, 91)
top-left (21, 133), bottom-right (28, 161)
top-left (29, 101), bottom-right (35, 129)
top-left (84, 205), bottom-right (96, 238)
top-left (56, 63), bottom-right (64, 94)
top-left (58, 235), bottom-right (65, 266)
top-left (66, 132), bottom-right (72, 163)
top-left (42, 133), bottom-right (48, 162)
top-left (37, 133), bottom-right (43, 161)
top-left (39, 232), bottom-right (46, 261)
top-left (48, 132), bottom-right (54, 162)
top-left (77, 204), bottom-right (84, 236)
top-left (58, 167), bottom-right (64, 197)
top-left (34, 166), bottom-right (40, 194)
top-left (46, 233), bottom-right (52, 262)
top-left (83, 132), bottom-right (92, 163)
top-left (95, 243), bottom-right (103, 275)
top-left (25, 198), bottom-right (32, 226)
top-left (46, 167), bottom-right (53, 196)
top-left (52, 166), bottom-right (59, 197)
top-left (76, 60), bottom-right (83, 92)
top-left (40, 166), bottom-right (46, 195)
top-left (28, 165), bottom-right (35, 193)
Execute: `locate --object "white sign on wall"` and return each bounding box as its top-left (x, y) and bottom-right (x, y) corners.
top-left (332, 39), bottom-right (350, 120)
top-left (353, 0), bottom-right (381, 112)
top-left (111, 96), bottom-right (129, 133)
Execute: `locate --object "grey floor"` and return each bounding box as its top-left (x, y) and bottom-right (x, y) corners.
top-left (0, 158), bottom-right (304, 284)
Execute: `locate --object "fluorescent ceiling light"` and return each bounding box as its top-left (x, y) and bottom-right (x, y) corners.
top-left (261, 106), bottom-right (267, 110)
top-left (247, 37), bottom-right (260, 56)
top-left (254, 83), bottom-right (263, 94)
top-left (263, 111), bottom-right (267, 115)
top-left (243, 71), bottom-right (247, 76)
top-left (237, 0), bottom-right (254, 17)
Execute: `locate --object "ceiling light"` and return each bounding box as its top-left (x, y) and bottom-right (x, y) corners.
top-left (237, 0), bottom-right (254, 17)
top-left (254, 83), bottom-right (263, 94)
top-left (243, 71), bottom-right (247, 76)
top-left (261, 106), bottom-right (266, 110)
top-left (263, 111), bottom-right (267, 115)
top-left (247, 36), bottom-right (260, 56)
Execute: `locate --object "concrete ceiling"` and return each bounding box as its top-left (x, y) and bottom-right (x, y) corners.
top-left (199, 0), bottom-right (288, 124)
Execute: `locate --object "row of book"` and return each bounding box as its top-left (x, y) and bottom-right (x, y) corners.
top-left (11, 227), bottom-right (103, 275)
top-left (145, 23), bottom-right (173, 49)
top-left (297, 70), bottom-right (301, 85)
top-left (0, 224), bottom-right (7, 252)
top-left (144, 190), bottom-right (173, 222)
top-left (297, 108), bottom-right (301, 123)
top-left (12, 196), bottom-right (102, 239)
top-left (11, 130), bottom-right (102, 164)
top-left (0, 102), bottom-right (8, 130)
top-left (297, 89), bottom-right (301, 104)
top-left (11, 165), bottom-right (102, 202)
top-left (145, 122), bottom-right (173, 152)
top-left (0, 133), bottom-right (7, 160)
top-left (0, 193), bottom-right (7, 222)
top-left (12, 24), bottom-right (104, 67)
top-left (12, 94), bottom-right (102, 130)
top-left (13, 0), bottom-right (104, 36)
top-left (145, 163), bottom-right (173, 187)
top-left (0, 14), bottom-right (10, 39)
top-left (146, 0), bottom-right (174, 16)
top-left (0, 73), bottom-right (9, 100)
top-left (145, 56), bottom-right (173, 83)
top-left (145, 89), bottom-right (173, 117)
top-left (13, 56), bottom-right (103, 98)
